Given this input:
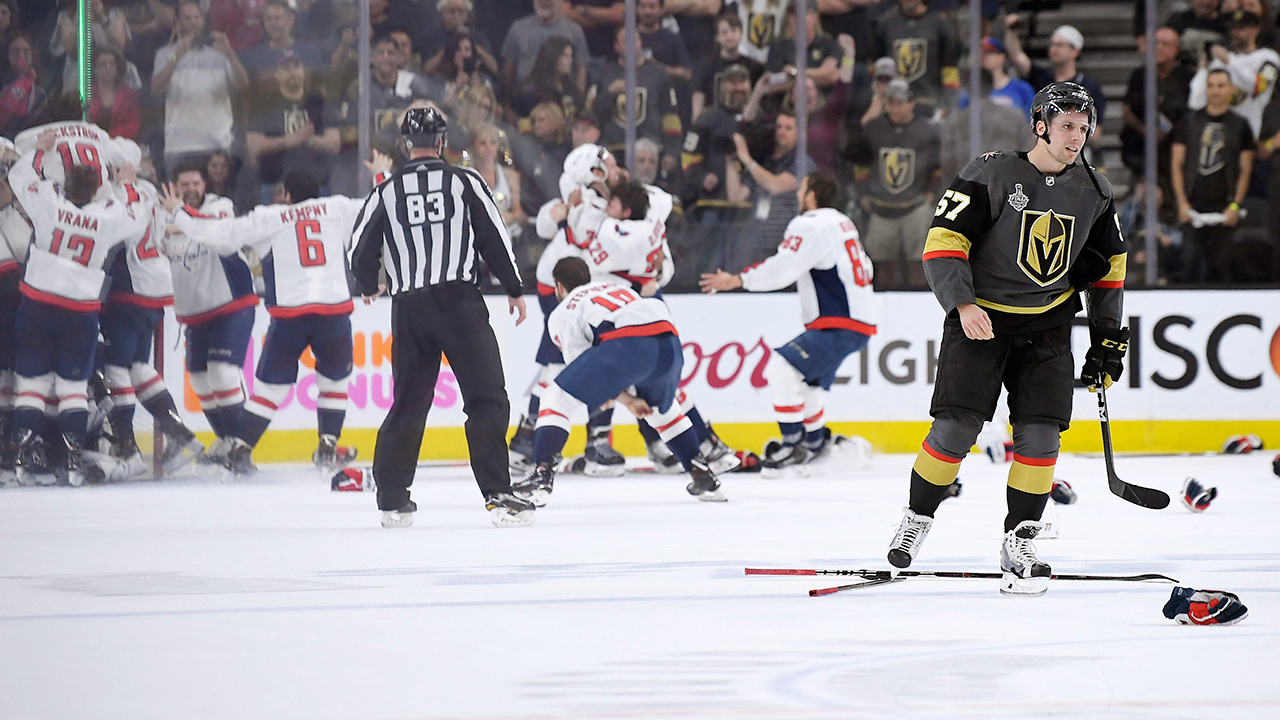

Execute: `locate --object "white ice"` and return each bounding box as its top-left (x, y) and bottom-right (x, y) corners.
top-left (2, 451), bottom-right (1278, 720)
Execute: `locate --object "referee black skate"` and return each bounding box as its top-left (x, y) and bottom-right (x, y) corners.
top-left (349, 107), bottom-right (535, 528)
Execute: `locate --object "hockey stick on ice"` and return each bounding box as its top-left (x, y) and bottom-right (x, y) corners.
top-left (746, 568), bottom-right (1179, 583)
top-left (1097, 385), bottom-right (1170, 509)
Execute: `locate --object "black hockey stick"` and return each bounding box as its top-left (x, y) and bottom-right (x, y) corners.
top-left (747, 568), bottom-right (1179, 582)
top-left (1097, 385), bottom-right (1170, 509)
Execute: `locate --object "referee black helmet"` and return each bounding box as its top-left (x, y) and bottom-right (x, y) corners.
top-left (402, 106), bottom-right (448, 153)
top-left (1030, 82), bottom-right (1097, 142)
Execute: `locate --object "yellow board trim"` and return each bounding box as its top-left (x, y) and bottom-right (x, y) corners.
top-left (1007, 460), bottom-right (1055, 494)
top-left (912, 448), bottom-right (962, 487)
top-left (226, 420), bottom-right (1280, 463)
top-left (975, 288), bottom-right (1076, 315)
top-left (1102, 252), bottom-right (1128, 283)
top-left (923, 227), bottom-right (972, 257)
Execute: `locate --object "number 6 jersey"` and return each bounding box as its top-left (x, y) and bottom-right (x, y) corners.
top-left (739, 207), bottom-right (878, 336)
top-left (171, 195), bottom-right (366, 317)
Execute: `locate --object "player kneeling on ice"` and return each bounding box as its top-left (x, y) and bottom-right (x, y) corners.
top-left (513, 257), bottom-right (725, 505)
top-left (884, 82), bottom-right (1128, 596)
top-left (700, 171), bottom-right (876, 477)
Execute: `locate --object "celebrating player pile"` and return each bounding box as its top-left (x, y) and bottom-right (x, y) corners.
top-left (886, 82), bottom-right (1129, 596)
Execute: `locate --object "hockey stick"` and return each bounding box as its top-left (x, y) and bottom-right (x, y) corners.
top-left (746, 568), bottom-right (1179, 582)
top-left (1097, 385), bottom-right (1170, 509)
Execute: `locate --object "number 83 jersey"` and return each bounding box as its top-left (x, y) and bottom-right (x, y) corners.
top-left (922, 150), bottom-right (1126, 334)
top-left (171, 196), bottom-right (366, 317)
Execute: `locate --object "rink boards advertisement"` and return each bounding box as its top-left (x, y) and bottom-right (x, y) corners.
top-left (160, 290), bottom-right (1280, 459)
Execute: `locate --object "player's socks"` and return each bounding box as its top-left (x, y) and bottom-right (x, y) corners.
top-left (908, 470), bottom-right (953, 518)
top-left (804, 427), bottom-right (828, 452)
top-left (237, 412), bottom-right (271, 448)
top-left (664, 427), bottom-right (700, 471)
top-left (637, 418), bottom-right (660, 444)
top-left (532, 426), bottom-right (570, 465)
top-left (108, 405), bottom-right (138, 450)
top-left (141, 391), bottom-right (186, 437)
top-left (1004, 486), bottom-right (1050, 532)
top-left (526, 393), bottom-right (540, 418)
top-left (58, 410), bottom-right (90, 450)
top-left (778, 421), bottom-right (804, 447)
top-left (686, 406), bottom-right (713, 443)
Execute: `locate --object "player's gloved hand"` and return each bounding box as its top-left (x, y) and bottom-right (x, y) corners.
top-left (1081, 325), bottom-right (1129, 391)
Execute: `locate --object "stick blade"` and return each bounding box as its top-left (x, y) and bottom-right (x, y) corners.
top-left (745, 568), bottom-right (816, 576)
top-left (1109, 474), bottom-right (1171, 509)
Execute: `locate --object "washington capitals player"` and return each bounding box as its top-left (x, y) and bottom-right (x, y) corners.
top-left (163, 163), bottom-right (257, 471)
top-left (513, 256), bottom-right (725, 505)
top-left (700, 172), bottom-right (877, 476)
top-left (162, 160), bottom-right (393, 475)
top-left (99, 139), bottom-right (203, 478)
top-left (14, 119), bottom-right (119, 191)
top-left (0, 140), bottom-right (30, 484)
top-left (8, 132), bottom-right (148, 485)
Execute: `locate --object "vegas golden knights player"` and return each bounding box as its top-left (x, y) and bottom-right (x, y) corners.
top-left (885, 82), bottom-right (1129, 596)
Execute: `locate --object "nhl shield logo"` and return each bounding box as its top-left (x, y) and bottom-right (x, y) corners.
top-left (880, 147), bottom-right (916, 195)
top-left (893, 38), bottom-right (927, 83)
top-left (1017, 209), bottom-right (1076, 286)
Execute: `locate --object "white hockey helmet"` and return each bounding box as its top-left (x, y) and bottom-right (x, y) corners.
top-left (111, 137), bottom-right (142, 169)
top-left (559, 143), bottom-right (610, 199)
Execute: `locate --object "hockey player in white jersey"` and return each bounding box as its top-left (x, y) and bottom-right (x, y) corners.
top-left (14, 118), bottom-right (121, 192)
top-left (512, 256), bottom-right (725, 505)
top-left (0, 139), bottom-right (30, 484)
top-left (701, 171), bottom-right (876, 476)
top-left (1188, 11), bottom-right (1280, 137)
top-left (162, 159), bottom-right (393, 476)
top-left (96, 139), bottom-right (203, 479)
top-left (7, 132), bottom-right (149, 486)
top-left (163, 161), bottom-right (258, 472)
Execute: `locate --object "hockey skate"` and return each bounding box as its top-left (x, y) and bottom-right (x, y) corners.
top-left (14, 429), bottom-right (55, 486)
top-left (225, 439), bottom-right (258, 476)
top-left (381, 499), bottom-right (416, 528)
top-left (512, 462), bottom-right (555, 507)
top-left (580, 433), bottom-right (626, 477)
top-left (0, 436), bottom-right (17, 487)
top-left (887, 507), bottom-right (933, 568)
top-left (645, 439), bottom-right (683, 474)
top-left (1000, 520), bottom-right (1052, 596)
top-left (110, 438), bottom-right (151, 481)
top-left (158, 430), bottom-right (205, 475)
top-left (508, 417), bottom-right (535, 471)
top-left (700, 434), bottom-right (742, 475)
top-left (58, 434), bottom-right (105, 487)
top-left (486, 492), bottom-right (536, 527)
top-left (686, 459), bottom-right (726, 502)
top-left (197, 436), bottom-right (232, 468)
top-left (760, 440), bottom-right (813, 478)
top-left (313, 434), bottom-right (357, 473)
top-left (807, 429), bottom-right (873, 468)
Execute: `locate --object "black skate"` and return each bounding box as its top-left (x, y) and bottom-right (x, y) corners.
top-left (158, 428), bottom-right (205, 475)
top-left (887, 507), bottom-right (934, 568)
top-left (508, 416), bottom-right (535, 471)
top-left (699, 433), bottom-right (741, 474)
top-left (313, 434), bottom-right (357, 473)
top-left (1000, 520), bottom-right (1052, 596)
top-left (226, 439), bottom-right (258, 476)
top-left (197, 436), bottom-right (232, 467)
top-left (645, 440), bottom-right (683, 474)
top-left (760, 440), bottom-right (813, 478)
top-left (583, 434), bottom-right (626, 477)
top-left (485, 492), bottom-right (536, 527)
top-left (14, 428), bottom-right (54, 486)
top-left (0, 419), bottom-right (16, 487)
top-left (512, 462), bottom-right (555, 507)
top-left (381, 499), bottom-right (417, 528)
top-left (686, 459), bottom-right (726, 502)
top-left (59, 433), bottom-right (105, 487)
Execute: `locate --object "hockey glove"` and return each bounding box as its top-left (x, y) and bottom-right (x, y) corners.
top-left (1068, 246), bottom-right (1113, 291)
top-left (1163, 586), bottom-right (1248, 626)
top-left (1181, 477), bottom-right (1217, 512)
top-left (1081, 325), bottom-right (1129, 391)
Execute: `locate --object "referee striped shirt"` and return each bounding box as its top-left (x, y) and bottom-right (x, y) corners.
top-left (348, 157), bottom-right (523, 297)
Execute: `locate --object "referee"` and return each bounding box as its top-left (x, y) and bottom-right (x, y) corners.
top-left (349, 107), bottom-right (535, 529)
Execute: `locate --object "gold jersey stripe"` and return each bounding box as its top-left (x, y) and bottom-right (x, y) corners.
top-left (975, 288), bottom-right (1076, 315)
top-left (913, 446), bottom-right (962, 487)
top-left (923, 227), bottom-right (972, 256)
top-left (1008, 459), bottom-right (1056, 495)
top-left (1101, 252), bottom-right (1127, 283)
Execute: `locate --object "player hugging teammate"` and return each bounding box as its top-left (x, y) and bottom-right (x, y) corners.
top-left (886, 82), bottom-right (1129, 596)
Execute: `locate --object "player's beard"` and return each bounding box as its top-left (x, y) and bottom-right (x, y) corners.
top-left (182, 191), bottom-right (204, 207)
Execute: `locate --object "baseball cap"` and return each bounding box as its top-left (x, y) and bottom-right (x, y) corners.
top-left (884, 78), bottom-right (913, 102)
top-left (1230, 10), bottom-right (1262, 26)
top-left (981, 36), bottom-right (1007, 55)
top-left (874, 56), bottom-right (897, 79)
top-left (722, 62), bottom-right (751, 80)
top-left (1052, 25), bottom-right (1084, 51)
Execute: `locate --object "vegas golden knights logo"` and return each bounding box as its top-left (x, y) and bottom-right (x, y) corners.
top-left (1198, 122), bottom-right (1226, 175)
top-left (879, 147), bottom-right (915, 194)
top-left (283, 107), bottom-right (310, 135)
top-left (614, 86), bottom-right (648, 127)
top-left (1017, 209), bottom-right (1076, 286)
top-left (893, 38), bottom-right (927, 83)
top-left (748, 13), bottom-right (776, 51)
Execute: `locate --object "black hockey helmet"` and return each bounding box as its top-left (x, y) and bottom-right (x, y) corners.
top-left (1030, 81), bottom-right (1097, 142)
top-left (402, 106), bottom-right (448, 153)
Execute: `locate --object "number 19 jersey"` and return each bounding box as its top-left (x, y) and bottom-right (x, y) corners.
top-left (548, 281), bottom-right (679, 363)
top-left (171, 196), bottom-right (366, 317)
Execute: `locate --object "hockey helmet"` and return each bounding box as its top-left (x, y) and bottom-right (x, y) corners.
top-left (401, 106), bottom-right (448, 153)
top-left (560, 143), bottom-right (611, 199)
top-left (1030, 81), bottom-right (1097, 141)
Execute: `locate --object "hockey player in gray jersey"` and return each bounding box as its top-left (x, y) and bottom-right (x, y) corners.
top-left (884, 82), bottom-right (1128, 596)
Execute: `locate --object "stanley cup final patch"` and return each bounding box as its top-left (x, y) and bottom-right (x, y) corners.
top-left (1017, 208), bottom-right (1075, 286)
top-left (1007, 183), bottom-right (1029, 212)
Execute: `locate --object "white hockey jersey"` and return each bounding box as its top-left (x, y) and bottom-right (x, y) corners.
top-left (8, 150), bottom-right (145, 311)
top-left (739, 207), bottom-right (877, 334)
top-left (1190, 50), bottom-right (1280, 137)
top-left (730, 0), bottom-right (790, 63)
top-left (581, 215), bottom-right (667, 289)
top-left (108, 180), bottom-right (174, 307)
top-left (533, 187), bottom-right (610, 291)
top-left (642, 183), bottom-right (676, 287)
top-left (548, 280), bottom-right (679, 363)
top-left (172, 195), bottom-right (365, 318)
top-left (14, 121), bottom-right (120, 192)
top-left (0, 204), bottom-right (32, 282)
top-left (165, 195), bottom-right (258, 325)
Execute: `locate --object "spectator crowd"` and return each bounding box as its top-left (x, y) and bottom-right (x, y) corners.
top-left (3, 0), bottom-right (1280, 289)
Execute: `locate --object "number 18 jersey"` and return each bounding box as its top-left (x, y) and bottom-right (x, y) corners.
top-left (171, 196), bottom-right (366, 317)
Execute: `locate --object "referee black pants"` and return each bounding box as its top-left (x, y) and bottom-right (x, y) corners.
top-left (374, 282), bottom-right (512, 510)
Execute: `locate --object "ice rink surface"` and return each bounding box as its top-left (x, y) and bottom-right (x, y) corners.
top-left (2, 451), bottom-right (1278, 720)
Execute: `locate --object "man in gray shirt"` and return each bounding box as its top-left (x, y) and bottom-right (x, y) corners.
top-left (501, 0), bottom-right (590, 95)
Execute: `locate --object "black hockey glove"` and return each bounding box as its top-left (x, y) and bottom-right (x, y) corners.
top-left (1069, 246), bottom-right (1112, 291)
top-left (1081, 325), bottom-right (1130, 391)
